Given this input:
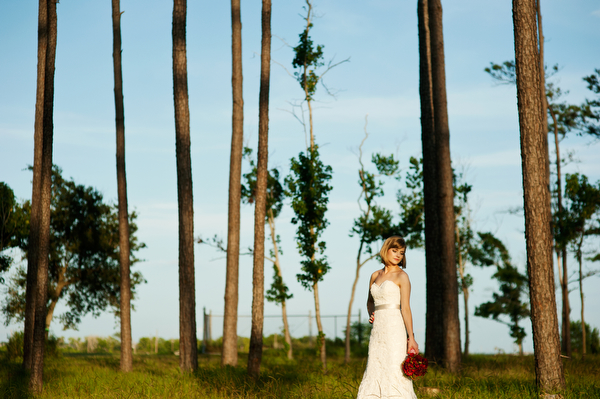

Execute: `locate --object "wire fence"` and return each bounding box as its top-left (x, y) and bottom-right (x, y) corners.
top-left (201, 307), bottom-right (367, 343)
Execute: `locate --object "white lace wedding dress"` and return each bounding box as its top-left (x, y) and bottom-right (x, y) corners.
top-left (356, 280), bottom-right (418, 399)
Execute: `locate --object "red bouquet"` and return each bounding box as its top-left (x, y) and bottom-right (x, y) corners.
top-left (402, 352), bottom-right (428, 380)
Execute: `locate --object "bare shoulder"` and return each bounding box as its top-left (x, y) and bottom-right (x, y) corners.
top-left (397, 269), bottom-right (411, 286)
top-left (370, 269), bottom-right (383, 284)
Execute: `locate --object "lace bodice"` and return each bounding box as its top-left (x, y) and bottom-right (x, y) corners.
top-left (371, 280), bottom-right (401, 307)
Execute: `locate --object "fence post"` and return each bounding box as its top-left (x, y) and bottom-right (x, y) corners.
top-left (202, 307), bottom-right (207, 354)
top-left (309, 310), bottom-right (313, 345)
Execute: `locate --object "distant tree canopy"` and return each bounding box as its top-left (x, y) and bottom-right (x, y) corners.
top-left (0, 183), bottom-right (29, 282)
top-left (350, 152), bottom-right (399, 255)
top-left (570, 321), bottom-right (600, 355)
top-left (1, 166), bottom-right (145, 330)
top-left (474, 237), bottom-right (530, 353)
top-left (240, 147), bottom-right (291, 306)
top-left (484, 62), bottom-right (600, 140)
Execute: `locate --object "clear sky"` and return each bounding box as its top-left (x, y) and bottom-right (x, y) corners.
top-left (1, 0), bottom-right (599, 355)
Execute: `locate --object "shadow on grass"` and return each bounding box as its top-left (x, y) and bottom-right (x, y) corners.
top-left (190, 349), bottom-right (362, 399)
top-left (0, 361), bottom-right (32, 399)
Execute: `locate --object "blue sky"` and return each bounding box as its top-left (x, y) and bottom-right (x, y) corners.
top-left (1, 0), bottom-right (599, 354)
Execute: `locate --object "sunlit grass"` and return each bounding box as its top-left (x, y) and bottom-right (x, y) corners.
top-left (1, 350), bottom-right (598, 398)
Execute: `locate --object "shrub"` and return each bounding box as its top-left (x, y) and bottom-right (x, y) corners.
top-left (3, 331), bottom-right (60, 361)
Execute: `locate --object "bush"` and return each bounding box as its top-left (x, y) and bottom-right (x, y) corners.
top-left (571, 320), bottom-right (600, 354)
top-left (4, 331), bottom-right (24, 362)
top-left (3, 331), bottom-right (60, 361)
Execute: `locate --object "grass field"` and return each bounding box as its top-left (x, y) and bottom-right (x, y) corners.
top-left (1, 349), bottom-right (599, 398)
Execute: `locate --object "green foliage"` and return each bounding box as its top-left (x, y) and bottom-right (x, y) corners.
top-left (475, 257), bottom-right (530, 348)
top-left (285, 146), bottom-right (333, 290)
top-left (484, 61), bottom-right (599, 140)
top-left (351, 152), bottom-right (398, 258)
top-left (468, 232), bottom-right (512, 268)
top-left (292, 20), bottom-right (324, 101)
top-left (3, 331), bottom-right (23, 362)
top-left (397, 157), bottom-right (425, 248)
top-left (2, 331), bottom-right (60, 362)
top-left (557, 173), bottom-right (600, 265)
top-left (563, 173), bottom-right (600, 232)
top-left (241, 148), bottom-right (291, 305)
top-left (483, 60), bottom-right (516, 84)
top-left (241, 148), bottom-right (285, 220)
top-left (570, 321), bottom-right (600, 354)
top-left (266, 262), bottom-right (293, 304)
top-left (344, 320), bottom-right (372, 347)
top-left (484, 60), bottom-right (559, 87)
top-left (581, 69), bottom-right (600, 137)
top-left (0, 183), bottom-right (29, 283)
top-left (1, 166), bottom-right (146, 330)
top-left (136, 337), bottom-right (177, 355)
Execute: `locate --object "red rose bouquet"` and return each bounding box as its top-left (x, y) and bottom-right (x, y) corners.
top-left (402, 352), bottom-right (428, 380)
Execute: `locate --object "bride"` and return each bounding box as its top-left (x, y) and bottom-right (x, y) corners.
top-left (356, 236), bottom-right (419, 399)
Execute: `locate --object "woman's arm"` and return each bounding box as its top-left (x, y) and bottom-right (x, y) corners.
top-left (367, 272), bottom-right (376, 323)
top-left (399, 272), bottom-right (419, 354)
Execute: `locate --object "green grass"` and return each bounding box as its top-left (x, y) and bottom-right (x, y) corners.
top-left (1, 350), bottom-right (598, 398)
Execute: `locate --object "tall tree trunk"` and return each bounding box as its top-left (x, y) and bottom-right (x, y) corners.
top-left (417, 0), bottom-right (444, 364)
top-left (44, 264), bottom-right (68, 333)
top-left (345, 240), bottom-right (365, 364)
top-left (267, 212), bottom-right (292, 359)
top-left (535, 0), bottom-right (550, 193)
top-left (462, 287), bottom-right (469, 356)
top-left (247, 0), bottom-right (271, 379)
top-left (313, 281), bottom-right (327, 372)
top-left (29, 0), bottom-right (57, 392)
top-left (456, 224), bottom-right (469, 357)
top-left (23, 0), bottom-right (50, 371)
top-left (429, 0), bottom-right (461, 372)
top-left (172, 0), bottom-right (197, 372)
top-left (222, 0), bottom-right (244, 367)
top-left (549, 107), bottom-right (571, 357)
top-left (577, 238), bottom-right (585, 359)
top-left (111, 0), bottom-right (133, 373)
top-left (512, 0), bottom-right (565, 390)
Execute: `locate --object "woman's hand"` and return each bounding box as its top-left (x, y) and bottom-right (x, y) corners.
top-left (407, 337), bottom-right (419, 354)
top-left (369, 312), bottom-right (375, 324)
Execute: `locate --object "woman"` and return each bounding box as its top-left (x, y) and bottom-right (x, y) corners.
top-left (356, 235), bottom-right (418, 399)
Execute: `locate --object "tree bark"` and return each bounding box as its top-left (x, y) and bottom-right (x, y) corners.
top-left (428, 0), bottom-right (461, 372)
top-left (267, 212), bottom-right (292, 359)
top-left (512, 0), bottom-right (565, 390)
top-left (24, 0), bottom-right (50, 371)
top-left (247, 0), bottom-right (271, 379)
top-left (222, 0), bottom-right (244, 367)
top-left (549, 106), bottom-right (571, 357)
top-left (456, 223), bottom-right (469, 357)
top-left (345, 240), bottom-right (365, 364)
top-left (29, 0), bottom-right (57, 392)
top-left (111, 0), bottom-right (133, 373)
top-left (577, 237), bottom-right (585, 359)
top-left (536, 0), bottom-right (550, 192)
top-left (417, 0), bottom-right (444, 365)
top-left (44, 264), bottom-right (68, 332)
top-left (313, 281), bottom-right (327, 372)
top-left (172, 0), bottom-right (197, 372)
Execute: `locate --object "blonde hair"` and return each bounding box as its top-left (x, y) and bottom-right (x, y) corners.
top-left (379, 236), bottom-right (407, 268)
